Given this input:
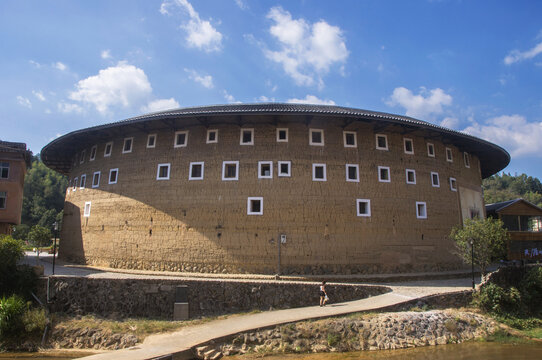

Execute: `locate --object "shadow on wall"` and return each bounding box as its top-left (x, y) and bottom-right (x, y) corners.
top-left (59, 201), bottom-right (85, 263)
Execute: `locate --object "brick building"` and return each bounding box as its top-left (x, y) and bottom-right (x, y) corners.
top-left (41, 104), bottom-right (510, 275)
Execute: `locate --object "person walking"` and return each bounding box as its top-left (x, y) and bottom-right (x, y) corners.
top-left (319, 281), bottom-right (328, 306)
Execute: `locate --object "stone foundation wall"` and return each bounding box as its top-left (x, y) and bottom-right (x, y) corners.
top-left (38, 276), bottom-right (389, 319)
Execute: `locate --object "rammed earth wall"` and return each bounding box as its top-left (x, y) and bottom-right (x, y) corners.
top-left (38, 276), bottom-right (389, 319)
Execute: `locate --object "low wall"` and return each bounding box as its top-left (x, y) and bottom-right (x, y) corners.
top-left (37, 276), bottom-right (389, 319)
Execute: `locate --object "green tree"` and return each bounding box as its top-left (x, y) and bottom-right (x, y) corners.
top-left (11, 224), bottom-right (30, 242)
top-left (0, 236), bottom-right (36, 298)
top-left (450, 218), bottom-right (509, 277)
top-left (27, 225), bottom-right (52, 260)
top-left (483, 173), bottom-right (542, 208)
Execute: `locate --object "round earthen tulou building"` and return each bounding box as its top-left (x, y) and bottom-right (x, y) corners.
top-left (42, 104), bottom-right (510, 275)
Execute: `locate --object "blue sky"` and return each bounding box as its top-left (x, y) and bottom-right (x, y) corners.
top-left (1, 0), bottom-right (541, 179)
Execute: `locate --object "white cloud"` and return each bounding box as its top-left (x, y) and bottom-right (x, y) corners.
top-left (57, 102), bottom-right (83, 114)
top-left (440, 117), bottom-right (459, 129)
top-left (234, 0), bottom-right (247, 10)
top-left (160, 0), bottom-right (222, 52)
top-left (504, 41), bottom-right (542, 65)
top-left (54, 62), bottom-right (67, 71)
top-left (463, 115), bottom-right (542, 158)
top-left (264, 6), bottom-right (348, 87)
top-left (141, 98), bottom-right (180, 113)
top-left (101, 50), bottom-right (112, 59)
top-left (185, 68), bottom-right (214, 88)
top-left (286, 94), bottom-right (335, 105)
top-left (29, 60), bottom-right (43, 68)
top-left (222, 90), bottom-right (240, 103)
top-left (386, 87), bottom-right (452, 120)
top-left (16, 96), bottom-right (32, 108)
top-left (32, 90), bottom-right (46, 102)
top-left (69, 62), bottom-right (152, 114)
top-left (257, 95), bottom-right (275, 102)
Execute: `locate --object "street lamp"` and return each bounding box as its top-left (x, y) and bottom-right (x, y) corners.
top-left (52, 221), bottom-right (58, 275)
top-left (470, 239), bottom-right (475, 290)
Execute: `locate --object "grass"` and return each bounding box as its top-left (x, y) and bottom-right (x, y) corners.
top-left (523, 327), bottom-right (542, 339)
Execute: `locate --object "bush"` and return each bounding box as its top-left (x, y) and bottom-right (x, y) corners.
top-left (0, 295), bottom-right (26, 342)
top-left (22, 307), bottom-right (47, 339)
top-left (520, 267), bottom-right (542, 316)
top-left (473, 283), bottom-right (521, 315)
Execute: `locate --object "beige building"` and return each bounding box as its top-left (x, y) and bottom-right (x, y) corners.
top-left (0, 141), bottom-right (31, 235)
top-left (41, 104), bottom-right (510, 275)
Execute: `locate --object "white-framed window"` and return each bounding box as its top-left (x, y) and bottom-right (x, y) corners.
top-left (427, 143), bottom-right (435, 157)
top-left (343, 131), bottom-right (357, 148)
top-left (79, 150), bottom-right (86, 164)
top-left (431, 172), bottom-right (440, 187)
top-left (378, 166), bottom-right (391, 182)
top-left (222, 161), bottom-right (239, 181)
top-left (89, 145), bottom-right (97, 161)
top-left (450, 177), bottom-right (457, 192)
top-left (92, 171), bottom-right (101, 188)
top-left (405, 169), bottom-right (416, 184)
top-left (83, 201), bottom-right (91, 217)
top-left (0, 191), bottom-right (6, 209)
top-left (446, 147), bottom-right (453, 162)
top-left (278, 161), bottom-right (291, 177)
top-left (174, 131), bottom-right (188, 148)
top-left (356, 199), bottom-right (371, 217)
top-left (109, 168), bottom-right (118, 184)
top-left (122, 137), bottom-right (133, 154)
top-left (309, 129), bottom-right (324, 146)
top-left (276, 128), bottom-right (288, 142)
top-left (156, 163), bottom-right (171, 180)
top-left (189, 162), bottom-right (204, 180)
top-left (376, 134), bottom-right (388, 150)
top-left (416, 201), bottom-right (427, 219)
top-left (258, 161), bottom-right (273, 179)
top-left (345, 164), bottom-right (359, 182)
top-left (404, 138), bottom-right (414, 154)
top-left (0, 162), bottom-right (9, 179)
top-left (312, 163), bottom-right (327, 181)
top-left (79, 174), bottom-right (86, 189)
top-left (240, 128), bottom-right (254, 145)
top-left (206, 129), bottom-right (218, 144)
top-left (104, 142), bottom-right (113, 157)
top-left (464, 152), bottom-right (470, 168)
top-left (147, 134), bottom-right (157, 148)
top-left (247, 197), bottom-right (263, 215)
top-left (72, 177), bottom-right (78, 191)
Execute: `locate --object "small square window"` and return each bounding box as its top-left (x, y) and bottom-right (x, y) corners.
top-left (356, 199), bottom-right (371, 217)
top-left (431, 172), bottom-right (440, 187)
top-left (0, 191), bottom-right (6, 209)
top-left (404, 138), bottom-right (414, 154)
top-left (104, 142), bottom-right (113, 157)
top-left (416, 201), bottom-right (427, 219)
top-left (276, 128), bottom-right (288, 142)
top-left (240, 129), bottom-right (254, 145)
top-left (92, 171), bottom-right (100, 188)
top-left (376, 134), bottom-right (388, 150)
top-left (109, 168), bottom-right (118, 184)
top-left (427, 143), bottom-right (435, 157)
top-left (90, 145), bottom-right (97, 161)
top-left (309, 129), bottom-right (324, 146)
top-left (207, 129), bottom-right (218, 143)
top-left (0, 162), bottom-right (9, 179)
top-left (258, 161), bottom-right (273, 179)
top-left (73, 177), bottom-right (78, 191)
top-left (278, 161), bottom-right (291, 177)
top-left (343, 131), bottom-right (357, 148)
top-left (79, 150), bottom-right (86, 164)
top-left (446, 147), bottom-right (453, 162)
top-left (83, 201), bottom-right (91, 217)
top-left (156, 163), bottom-right (171, 180)
top-left (174, 131), bottom-right (188, 148)
top-left (345, 164), bottom-right (359, 182)
top-left (464, 152), bottom-right (470, 168)
top-left (122, 137), bottom-right (133, 154)
top-left (406, 169), bottom-right (416, 184)
top-left (189, 162), bottom-right (204, 180)
top-left (79, 174), bottom-right (86, 189)
top-left (312, 163), bottom-right (327, 181)
top-left (147, 134), bottom-right (157, 148)
top-left (378, 166), bottom-right (390, 182)
top-left (450, 177), bottom-right (457, 191)
top-left (247, 197), bottom-right (263, 215)
top-left (222, 161), bottom-right (239, 181)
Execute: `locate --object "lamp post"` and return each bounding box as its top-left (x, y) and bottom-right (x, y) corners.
top-left (52, 221), bottom-right (58, 275)
top-left (470, 239), bottom-right (475, 290)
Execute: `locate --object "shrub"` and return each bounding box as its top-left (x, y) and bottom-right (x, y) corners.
top-left (0, 236), bottom-right (31, 298)
top-left (0, 295), bottom-right (26, 342)
top-left (473, 283), bottom-right (521, 315)
top-left (22, 307), bottom-right (47, 339)
top-left (520, 267), bottom-right (542, 316)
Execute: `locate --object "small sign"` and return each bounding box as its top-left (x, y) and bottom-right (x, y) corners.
top-left (280, 234), bottom-right (287, 244)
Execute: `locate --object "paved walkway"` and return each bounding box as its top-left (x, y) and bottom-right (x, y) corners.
top-left (21, 252), bottom-right (478, 360)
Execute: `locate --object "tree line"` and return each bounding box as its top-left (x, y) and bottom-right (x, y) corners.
top-left (483, 173), bottom-right (542, 208)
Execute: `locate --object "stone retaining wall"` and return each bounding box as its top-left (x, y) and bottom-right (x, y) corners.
top-left (37, 276), bottom-right (389, 319)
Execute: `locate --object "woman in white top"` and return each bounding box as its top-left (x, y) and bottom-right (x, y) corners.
top-left (319, 281), bottom-right (328, 307)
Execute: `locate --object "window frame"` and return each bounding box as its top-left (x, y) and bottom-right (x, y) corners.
top-left (104, 142), bottom-right (113, 157)
top-left (222, 161), bottom-right (239, 181)
top-left (378, 166), bottom-right (391, 183)
top-left (109, 168), bottom-right (118, 184)
top-left (276, 128), bottom-right (288, 142)
top-left (92, 171), bottom-right (101, 188)
top-left (431, 172), bottom-right (440, 188)
top-left (343, 131), bottom-right (357, 148)
top-left (345, 164), bottom-right (359, 182)
top-left (156, 163), bottom-right (171, 180)
top-left (403, 138), bottom-right (414, 154)
top-left (174, 130), bottom-right (188, 148)
top-left (405, 169), bottom-right (416, 184)
top-left (189, 162), bottom-right (204, 180)
top-left (446, 147), bottom-right (453, 162)
top-left (206, 129), bottom-right (218, 144)
top-left (464, 152), bottom-right (470, 168)
top-left (0, 191), bottom-right (6, 209)
top-left (79, 174), bottom-right (86, 189)
top-left (247, 197), bottom-right (263, 215)
top-left (375, 134), bottom-right (388, 150)
top-left (0, 162), bottom-right (9, 179)
top-left (356, 199), bottom-right (371, 217)
top-left (147, 134), bottom-right (157, 148)
top-left (450, 177), bottom-right (457, 192)
top-left (258, 161), bottom-right (273, 179)
top-left (79, 150), bottom-right (86, 164)
top-left (72, 177), bottom-right (78, 191)
top-left (83, 201), bottom-right (91, 217)
top-left (309, 129), bottom-right (324, 146)
top-left (240, 128), bottom-right (254, 145)
top-left (427, 143), bottom-right (435, 157)
top-left (312, 163), bottom-right (327, 181)
top-left (277, 161), bottom-right (291, 177)
top-left (122, 137), bottom-right (133, 154)
top-left (89, 145), bottom-right (97, 161)
top-left (416, 201), bottom-right (427, 219)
